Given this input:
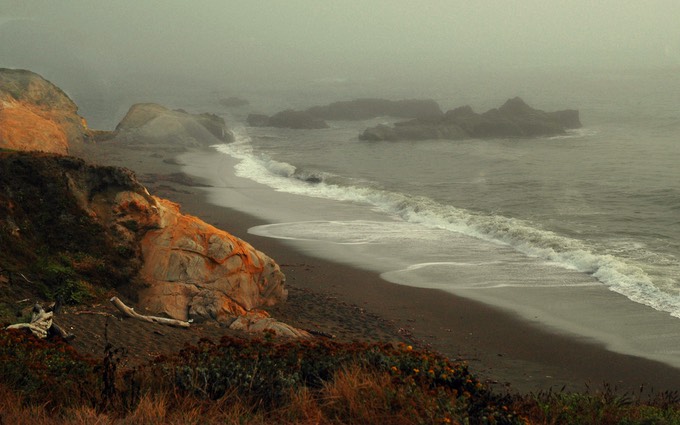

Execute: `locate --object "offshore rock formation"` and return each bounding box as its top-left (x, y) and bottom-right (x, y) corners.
top-left (360, 97), bottom-right (581, 141)
top-left (247, 98), bottom-right (442, 130)
top-left (306, 98), bottom-right (443, 120)
top-left (0, 152), bottom-right (289, 328)
top-left (247, 109), bottom-right (329, 129)
top-left (229, 310), bottom-right (311, 338)
top-left (0, 68), bottom-right (89, 154)
top-left (99, 103), bottom-right (233, 147)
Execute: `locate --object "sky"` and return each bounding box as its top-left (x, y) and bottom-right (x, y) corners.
top-left (1, 1), bottom-right (680, 95)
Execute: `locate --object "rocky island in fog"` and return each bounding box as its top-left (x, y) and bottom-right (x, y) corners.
top-left (245, 96), bottom-right (580, 141)
top-left (360, 97), bottom-right (581, 141)
top-left (247, 98), bottom-right (443, 129)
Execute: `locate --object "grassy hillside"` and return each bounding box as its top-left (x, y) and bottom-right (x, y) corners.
top-left (0, 152), bottom-right (143, 320)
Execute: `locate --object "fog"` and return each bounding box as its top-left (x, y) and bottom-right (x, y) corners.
top-left (2, 0), bottom-right (680, 112)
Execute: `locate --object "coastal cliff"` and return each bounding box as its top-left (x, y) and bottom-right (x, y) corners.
top-left (0, 69), bottom-right (302, 335)
top-left (0, 152), bottom-right (289, 327)
top-left (0, 68), bottom-right (89, 154)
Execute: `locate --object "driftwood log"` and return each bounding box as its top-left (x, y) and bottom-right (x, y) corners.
top-left (109, 297), bottom-right (190, 328)
top-left (6, 303), bottom-right (53, 338)
top-left (5, 303), bottom-right (75, 340)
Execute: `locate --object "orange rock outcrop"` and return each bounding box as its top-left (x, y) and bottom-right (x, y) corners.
top-left (109, 190), bottom-right (287, 323)
top-left (0, 68), bottom-right (88, 154)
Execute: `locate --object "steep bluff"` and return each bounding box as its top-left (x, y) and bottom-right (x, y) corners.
top-left (0, 152), bottom-right (287, 325)
top-left (0, 68), bottom-right (89, 154)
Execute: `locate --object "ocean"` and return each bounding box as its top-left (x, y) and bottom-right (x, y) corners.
top-left (82, 66), bottom-right (680, 366)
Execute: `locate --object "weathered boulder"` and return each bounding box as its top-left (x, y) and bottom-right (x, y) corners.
top-left (0, 68), bottom-right (89, 154)
top-left (248, 109), bottom-right (329, 129)
top-left (360, 97), bottom-right (581, 141)
top-left (134, 197), bottom-right (287, 322)
top-left (306, 98), bottom-right (443, 120)
top-left (229, 310), bottom-right (311, 338)
top-left (107, 103), bottom-right (233, 146)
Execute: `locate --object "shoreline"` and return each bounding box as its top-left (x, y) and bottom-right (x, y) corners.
top-left (83, 142), bottom-right (680, 394)
top-left (171, 195), bottom-right (680, 394)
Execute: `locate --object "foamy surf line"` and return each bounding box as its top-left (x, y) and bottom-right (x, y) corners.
top-left (177, 145), bottom-right (680, 370)
top-left (249, 219), bottom-right (680, 370)
top-left (213, 129), bottom-right (680, 320)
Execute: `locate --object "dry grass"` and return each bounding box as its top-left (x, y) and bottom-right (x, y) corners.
top-left (318, 366), bottom-right (409, 424)
top-left (6, 378), bottom-right (680, 425)
top-left (8, 331), bottom-right (680, 424)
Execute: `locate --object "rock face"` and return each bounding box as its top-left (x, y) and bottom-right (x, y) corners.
top-left (0, 152), bottom-right (288, 326)
top-left (134, 196), bottom-right (287, 322)
top-left (306, 98), bottom-right (443, 120)
top-left (0, 68), bottom-right (89, 154)
top-left (248, 109), bottom-right (329, 129)
top-left (360, 97), bottom-right (581, 141)
top-left (106, 103), bottom-right (233, 146)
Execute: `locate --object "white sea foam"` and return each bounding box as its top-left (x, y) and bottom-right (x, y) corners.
top-left (215, 128), bottom-right (680, 318)
top-left (547, 128), bottom-right (599, 140)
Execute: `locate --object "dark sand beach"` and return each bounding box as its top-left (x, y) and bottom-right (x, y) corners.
top-left (76, 143), bottom-right (680, 395)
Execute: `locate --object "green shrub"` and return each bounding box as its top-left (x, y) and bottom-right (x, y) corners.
top-left (160, 337), bottom-right (518, 423)
top-left (33, 259), bottom-right (93, 304)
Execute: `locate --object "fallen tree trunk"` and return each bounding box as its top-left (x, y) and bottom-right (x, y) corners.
top-left (6, 303), bottom-right (53, 338)
top-left (109, 297), bottom-right (190, 328)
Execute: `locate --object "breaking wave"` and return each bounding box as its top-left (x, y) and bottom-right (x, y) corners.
top-left (214, 127), bottom-right (680, 317)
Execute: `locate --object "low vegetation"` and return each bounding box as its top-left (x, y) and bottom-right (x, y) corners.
top-left (2, 329), bottom-right (680, 424)
top-left (0, 153), bottom-right (143, 322)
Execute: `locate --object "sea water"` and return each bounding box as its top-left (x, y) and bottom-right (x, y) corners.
top-left (203, 68), bottom-right (680, 366)
top-left (214, 68), bottom-right (680, 318)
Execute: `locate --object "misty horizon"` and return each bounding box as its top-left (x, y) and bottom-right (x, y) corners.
top-left (2, 1), bottom-right (680, 98)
